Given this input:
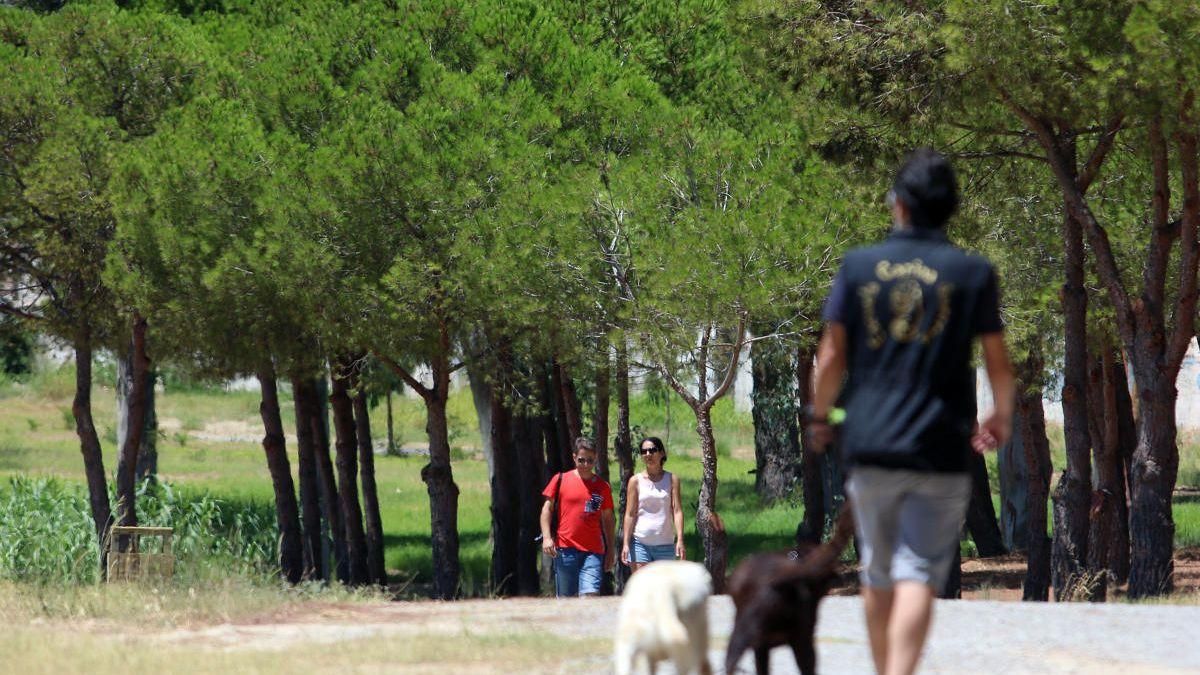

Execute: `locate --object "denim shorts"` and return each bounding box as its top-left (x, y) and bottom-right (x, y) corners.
top-left (631, 539), bottom-right (676, 564)
top-left (845, 466), bottom-right (971, 590)
top-left (554, 547), bottom-right (603, 597)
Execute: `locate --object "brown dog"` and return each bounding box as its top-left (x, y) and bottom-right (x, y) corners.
top-left (724, 508), bottom-right (854, 675)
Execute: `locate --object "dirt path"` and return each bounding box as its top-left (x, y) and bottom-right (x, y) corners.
top-left (147, 595), bottom-right (1200, 674)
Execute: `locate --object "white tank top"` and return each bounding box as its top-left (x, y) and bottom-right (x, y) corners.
top-left (633, 471), bottom-right (675, 546)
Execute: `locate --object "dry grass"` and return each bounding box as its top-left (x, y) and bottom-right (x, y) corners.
top-left (3, 625), bottom-right (603, 675)
top-left (0, 582), bottom-right (607, 674)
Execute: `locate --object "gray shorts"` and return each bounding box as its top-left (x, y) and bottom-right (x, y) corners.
top-left (845, 466), bottom-right (971, 590)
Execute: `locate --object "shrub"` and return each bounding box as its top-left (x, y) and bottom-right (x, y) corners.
top-left (0, 476), bottom-right (278, 586)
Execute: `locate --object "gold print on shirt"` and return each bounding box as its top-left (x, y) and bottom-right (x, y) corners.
top-left (858, 259), bottom-right (955, 349)
top-left (888, 279), bottom-right (925, 342)
top-left (875, 259), bottom-right (938, 284)
top-left (859, 282), bottom-right (886, 349)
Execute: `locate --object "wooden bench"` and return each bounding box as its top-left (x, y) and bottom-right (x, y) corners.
top-left (105, 526), bottom-right (175, 582)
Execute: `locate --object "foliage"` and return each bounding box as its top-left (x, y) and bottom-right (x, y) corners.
top-left (0, 476), bottom-right (277, 585)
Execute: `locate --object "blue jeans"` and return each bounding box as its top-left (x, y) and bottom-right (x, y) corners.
top-left (631, 539), bottom-right (677, 564)
top-left (554, 547), bottom-right (603, 597)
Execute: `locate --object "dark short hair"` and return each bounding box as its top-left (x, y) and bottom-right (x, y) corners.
top-left (574, 437), bottom-right (596, 454)
top-left (891, 148), bottom-right (959, 229)
top-left (639, 436), bottom-right (667, 465)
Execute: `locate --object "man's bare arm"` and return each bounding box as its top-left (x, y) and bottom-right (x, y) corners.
top-left (812, 323), bottom-right (848, 418)
top-left (974, 332), bottom-right (1015, 451)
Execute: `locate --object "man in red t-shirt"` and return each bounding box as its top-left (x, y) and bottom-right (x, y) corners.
top-left (540, 437), bottom-right (616, 597)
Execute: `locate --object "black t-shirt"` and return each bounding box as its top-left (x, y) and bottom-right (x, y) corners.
top-left (823, 227), bottom-right (1003, 473)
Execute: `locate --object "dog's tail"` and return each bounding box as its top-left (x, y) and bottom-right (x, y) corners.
top-left (774, 505), bottom-right (855, 585)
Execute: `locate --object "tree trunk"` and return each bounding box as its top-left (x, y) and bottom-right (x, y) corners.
top-left (386, 389), bottom-right (395, 455)
top-left (73, 324), bottom-right (112, 546)
top-left (965, 451), bottom-right (1006, 557)
top-left (797, 345), bottom-right (825, 538)
top-left (515, 396), bottom-right (545, 596)
top-left (1020, 107), bottom-right (1198, 600)
top-left (352, 384), bottom-right (388, 587)
top-left (489, 367), bottom-right (519, 596)
top-left (614, 342), bottom-right (635, 590)
top-left (115, 314), bottom-right (150, 545)
top-left (555, 360), bottom-right (583, 444)
top-left (424, 381), bottom-right (462, 599)
top-left (543, 363), bottom-right (567, 475)
top-left (614, 342), bottom-right (635, 515)
top-left (136, 368), bottom-right (157, 481)
top-left (291, 376), bottom-right (324, 580)
top-left (312, 375), bottom-right (348, 583)
top-left (751, 332), bottom-right (801, 502)
top-left (998, 407), bottom-right (1030, 552)
top-left (118, 352), bottom-right (157, 482)
top-left (695, 406), bottom-right (728, 592)
top-left (1084, 344), bottom-right (1130, 601)
top-left (330, 359), bottom-right (369, 586)
top-left (256, 364), bottom-right (304, 584)
top-left (1110, 350), bottom-right (1135, 584)
top-left (1127, 370), bottom-right (1179, 598)
top-left (594, 354), bottom-right (611, 482)
top-left (1052, 207), bottom-right (1094, 601)
top-left (1016, 352), bottom-right (1052, 601)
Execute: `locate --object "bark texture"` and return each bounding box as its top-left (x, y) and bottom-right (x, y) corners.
top-left (695, 407), bottom-right (728, 592)
top-left (998, 411), bottom-right (1030, 553)
top-left (1011, 107), bottom-right (1197, 598)
top-left (515, 396), bottom-right (546, 596)
top-left (291, 375), bottom-right (324, 580)
top-left (797, 345), bottom-right (825, 538)
top-left (750, 332), bottom-right (801, 502)
top-left (1052, 206), bottom-right (1093, 601)
top-left (73, 325), bottom-right (112, 545)
top-left (312, 375), bottom-right (348, 583)
top-left (352, 385), bottom-right (388, 587)
top-left (488, 369), bottom-right (519, 596)
top-left (117, 351), bottom-right (157, 482)
top-left (965, 451), bottom-right (1007, 557)
top-left (1016, 352), bottom-right (1052, 601)
top-left (594, 356), bottom-right (611, 482)
top-left (330, 359), bottom-right (369, 585)
top-left (256, 365), bottom-right (304, 584)
top-left (115, 314), bottom-right (150, 543)
top-left (423, 389), bottom-right (461, 599)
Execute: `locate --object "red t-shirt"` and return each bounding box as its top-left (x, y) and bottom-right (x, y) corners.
top-left (543, 470), bottom-right (614, 555)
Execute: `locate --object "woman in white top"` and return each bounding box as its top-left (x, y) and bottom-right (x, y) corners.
top-left (620, 436), bottom-right (685, 571)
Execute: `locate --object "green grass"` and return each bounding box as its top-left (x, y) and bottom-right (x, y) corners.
top-left (5, 360), bottom-right (1200, 596)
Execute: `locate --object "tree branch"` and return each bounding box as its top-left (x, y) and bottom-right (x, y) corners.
top-left (1145, 112), bottom-right (1172, 315)
top-left (655, 362), bottom-right (701, 411)
top-left (1077, 114), bottom-right (1123, 193)
top-left (999, 90), bottom-right (1135, 348)
top-left (1169, 91), bottom-right (1200, 372)
top-left (371, 349), bottom-right (432, 402)
top-left (0, 301), bottom-right (43, 322)
top-left (703, 313), bottom-right (748, 410)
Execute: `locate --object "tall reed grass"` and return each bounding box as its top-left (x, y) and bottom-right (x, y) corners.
top-left (0, 476), bottom-right (277, 585)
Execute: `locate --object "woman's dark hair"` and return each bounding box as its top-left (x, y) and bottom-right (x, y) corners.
top-left (574, 437), bottom-right (596, 454)
top-left (639, 436), bottom-right (667, 465)
top-left (891, 148), bottom-right (959, 229)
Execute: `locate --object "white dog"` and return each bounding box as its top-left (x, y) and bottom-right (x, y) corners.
top-left (614, 560), bottom-right (714, 675)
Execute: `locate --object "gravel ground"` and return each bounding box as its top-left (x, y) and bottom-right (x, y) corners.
top-left (151, 594), bottom-right (1200, 674)
top-left (541, 595), bottom-right (1200, 674)
top-left (713, 596), bottom-right (1200, 675)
